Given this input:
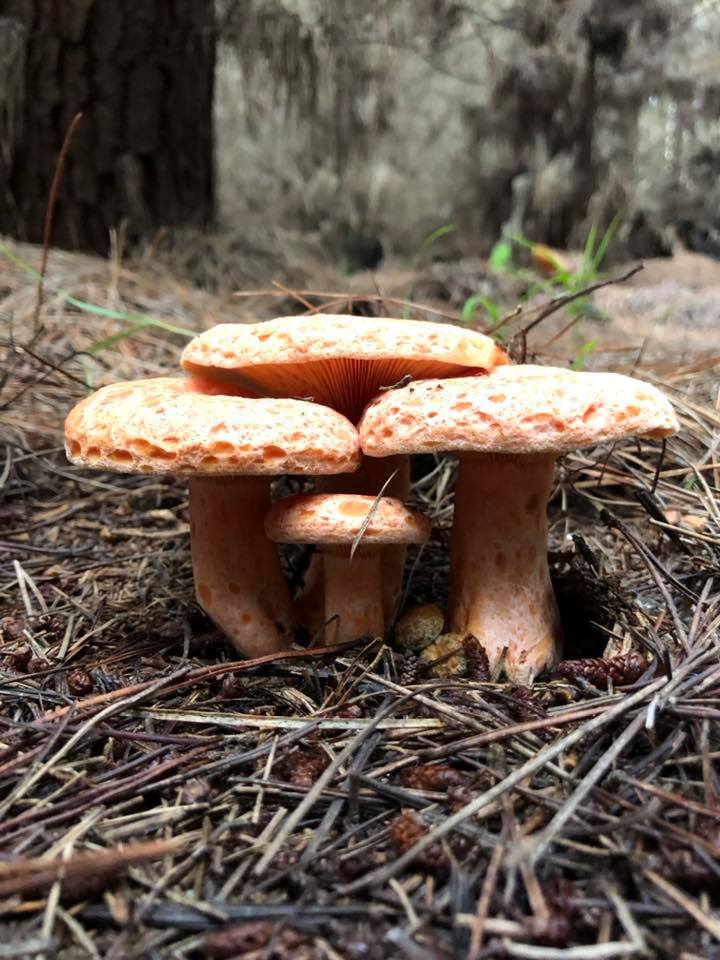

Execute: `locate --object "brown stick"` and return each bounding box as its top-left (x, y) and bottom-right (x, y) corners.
top-left (33, 111), bottom-right (83, 335)
top-left (0, 838), bottom-right (182, 898)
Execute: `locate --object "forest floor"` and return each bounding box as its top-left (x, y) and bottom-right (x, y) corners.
top-left (0, 237), bottom-right (719, 958)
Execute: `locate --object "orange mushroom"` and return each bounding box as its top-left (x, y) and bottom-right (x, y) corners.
top-left (265, 493), bottom-right (431, 645)
top-left (182, 314), bottom-right (508, 626)
top-left (65, 377), bottom-right (360, 657)
top-left (359, 365), bottom-right (679, 682)
top-left (181, 314), bottom-right (507, 424)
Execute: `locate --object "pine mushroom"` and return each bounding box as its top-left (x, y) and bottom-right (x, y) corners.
top-left (65, 377), bottom-right (360, 657)
top-left (264, 493), bottom-right (431, 644)
top-left (359, 365), bottom-right (679, 682)
top-left (182, 314), bottom-right (508, 626)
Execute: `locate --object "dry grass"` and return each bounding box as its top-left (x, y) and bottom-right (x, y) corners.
top-left (1, 238), bottom-right (719, 959)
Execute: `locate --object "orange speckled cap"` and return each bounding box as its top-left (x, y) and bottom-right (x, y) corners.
top-left (65, 377), bottom-right (361, 476)
top-left (265, 494), bottom-right (432, 546)
top-left (181, 314), bottom-right (508, 422)
top-left (359, 365), bottom-right (679, 456)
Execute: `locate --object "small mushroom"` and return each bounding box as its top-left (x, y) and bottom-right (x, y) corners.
top-left (65, 377), bottom-right (360, 657)
top-left (264, 493), bottom-right (431, 644)
top-left (359, 365), bottom-right (679, 682)
top-left (292, 453), bottom-right (412, 637)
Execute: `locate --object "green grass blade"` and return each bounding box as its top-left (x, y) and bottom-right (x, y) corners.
top-left (582, 223), bottom-right (598, 272)
top-left (461, 294), bottom-right (501, 325)
top-left (68, 297), bottom-right (195, 337)
top-left (417, 223), bottom-right (456, 260)
top-left (591, 215), bottom-right (621, 272)
top-left (509, 232), bottom-right (534, 251)
top-left (85, 321), bottom-right (154, 354)
top-left (0, 242), bottom-right (195, 338)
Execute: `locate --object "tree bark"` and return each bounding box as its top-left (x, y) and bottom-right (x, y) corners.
top-left (0, 0), bottom-right (215, 254)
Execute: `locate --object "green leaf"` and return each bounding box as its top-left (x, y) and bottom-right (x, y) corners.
top-left (489, 239), bottom-right (513, 270)
top-left (461, 294), bottom-right (501, 325)
top-left (570, 339), bottom-right (598, 370)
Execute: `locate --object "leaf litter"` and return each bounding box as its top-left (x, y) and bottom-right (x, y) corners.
top-left (0, 237), bottom-right (719, 958)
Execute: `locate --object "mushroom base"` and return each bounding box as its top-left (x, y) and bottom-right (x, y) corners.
top-left (448, 453), bottom-right (562, 683)
top-left (189, 477), bottom-right (295, 658)
top-left (322, 546), bottom-right (384, 645)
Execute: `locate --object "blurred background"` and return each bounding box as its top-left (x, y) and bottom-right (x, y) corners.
top-left (0, 0), bottom-right (719, 293)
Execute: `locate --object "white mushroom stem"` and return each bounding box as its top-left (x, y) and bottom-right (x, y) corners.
top-left (189, 477), bottom-right (295, 657)
top-left (448, 453), bottom-right (562, 683)
top-left (322, 546), bottom-right (384, 645)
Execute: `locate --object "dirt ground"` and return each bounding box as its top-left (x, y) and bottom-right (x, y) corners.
top-left (1, 239), bottom-right (719, 958)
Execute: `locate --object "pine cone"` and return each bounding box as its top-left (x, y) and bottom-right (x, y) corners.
top-left (463, 634), bottom-right (490, 680)
top-left (333, 703), bottom-right (363, 719)
top-left (31, 613), bottom-right (65, 641)
top-left (390, 810), bottom-right (425, 854)
top-left (278, 747), bottom-right (329, 787)
top-left (206, 921), bottom-right (308, 959)
top-left (401, 764), bottom-right (465, 792)
top-left (557, 652), bottom-right (648, 686)
top-left (0, 615), bottom-right (25, 643)
top-left (534, 880), bottom-right (576, 946)
top-left (67, 668), bottom-right (94, 696)
top-left (221, 673), bottom-right (245, 698)
top-left (399, 651), bottom-right (419, 685)
top-left (27, 657), bottom-right (50, 674)
top-left (390, 810), bottom-right (449, 871)
top-left (448, 784), bottom-right (475, 812)
top-left (4, 645), bottom-right (32, 672)
top-left (528, 898), bottom-right (574, 946)
top-left (509, 685), bottom-right (545, 719)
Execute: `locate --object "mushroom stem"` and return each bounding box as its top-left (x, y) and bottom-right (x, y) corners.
top-left (448, 453), bottom-right (562, 683)
top-left (309, 454), bottom-right (411, 629)
top-left (189, 477), bottom-right (295, 657)
top-left (322, 546), bottom-right (384, 645)
top-left (320, 454), bottom-right (410, 499)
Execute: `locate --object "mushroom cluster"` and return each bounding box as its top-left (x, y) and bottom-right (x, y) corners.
top-left (64, 314), bottom-right (678, 682)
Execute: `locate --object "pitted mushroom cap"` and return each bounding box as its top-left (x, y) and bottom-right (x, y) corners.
top-left (359, 365), bottom-right (679, 457)
top-left (181, 315), bottom-right (508, 421)
top-left (265, 494), bottom-right (432, 546)
top-left (65, 377), bottom-right (361, 475)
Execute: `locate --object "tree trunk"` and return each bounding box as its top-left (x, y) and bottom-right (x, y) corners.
top-left (0, 0), bottom-right (215, 254)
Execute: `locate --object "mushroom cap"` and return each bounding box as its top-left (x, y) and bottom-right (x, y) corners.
top-left (181, 314), bottom-right (508, 422)
top-left (65, 377), bottom-right (361, 475)
top-left (359, 365), bottom-right (679, 457)
top-left (265, 493), bottom-right (432, 546)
